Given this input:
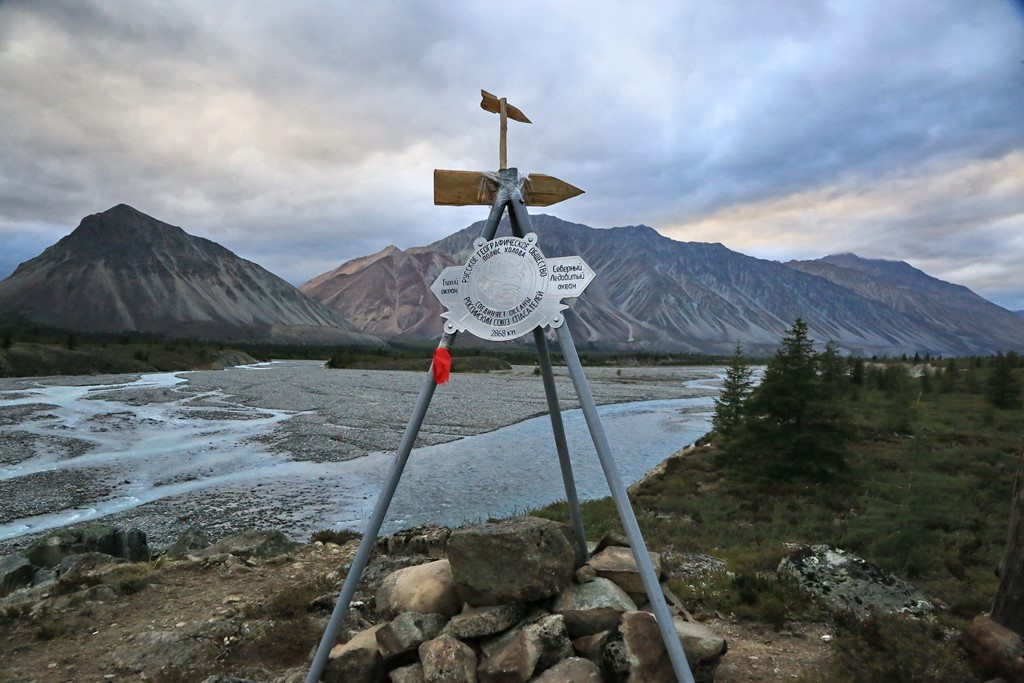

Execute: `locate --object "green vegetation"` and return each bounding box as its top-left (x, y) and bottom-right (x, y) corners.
top-left (711, 343), bottom-right (754, 436)
top-left (721, 319), bottom-right (853, 479)
top-left (533, 324), bottom-right (1022, 680)
top-left (0, 311), bottom-right (736, 378)
top-left (325, 340), bottom-right (735, 371)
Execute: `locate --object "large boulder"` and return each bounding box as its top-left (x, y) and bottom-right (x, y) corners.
top-left (477, 613), bottom-right (573, 682)
top-left (56, 552), bottom-right (125, 590)
top-left (778, 544), bottom-right (934, 617)
top-left (0, 555), bottom-right (35, 597)
top-left (197, 529), bottom-right (299, 559)
top-left (447, 517), bottom-right (575, 606)
top-left (25, 533), bottom-right (78, 568)
top-left (447, 603), bottom-right (524, 640)
top-left (324, 624), bottom-right (387, 683)
top-left (585, 546), bottom-right (662, 596)
top-left (376, 560), bottom-right (461, 619)
top-left (388, 663), bottom-right (425, 683)
top-left (478, 626), bottom-right (543, 683)
top-left (552, 577), bottom-right (637, 637)
top-left (604, 611), bottom-right (726, 683)
top-left (380, 524), bottom-right (451, 559)
top-left (376, 612), bottom-right (448, 660)
top-left (532, 657), bottom-right (603, 682)
top-left (163, 526), bottom-right (213, 558)
top-left (419, 634), bottom-right (477, 683)
top-left (79, 524), bottom-right (150, 561)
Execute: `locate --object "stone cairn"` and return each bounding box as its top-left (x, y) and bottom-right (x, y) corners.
top-left (325, 516), bottom-right (727, 683)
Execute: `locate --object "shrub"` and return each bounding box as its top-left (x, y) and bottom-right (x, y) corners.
top-left (826, 612), bottom-right (975, 682)
top-left (310, 528), bottom-right (361, 545)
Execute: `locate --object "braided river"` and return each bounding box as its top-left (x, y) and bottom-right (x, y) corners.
top-left (0, 360), bottom-right (724, 549)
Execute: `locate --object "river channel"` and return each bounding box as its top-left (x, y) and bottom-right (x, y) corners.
top-left (0, 360), bottom-right (723, 549)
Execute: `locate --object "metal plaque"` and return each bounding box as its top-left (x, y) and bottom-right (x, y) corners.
top-left (430, 233), bottom-right (595, 341)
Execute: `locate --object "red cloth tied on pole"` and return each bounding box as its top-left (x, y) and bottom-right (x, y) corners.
top-left (432, 348), bottom-right (452, 384)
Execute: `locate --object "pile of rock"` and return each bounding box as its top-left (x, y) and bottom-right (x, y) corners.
top-left (324, 517), bottom-right (727, 683)
top-left (0, 523), bottom-right (150, 597)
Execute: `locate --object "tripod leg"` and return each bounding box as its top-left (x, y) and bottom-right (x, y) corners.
top-left (533, 327), bottom-right (588, 566)
top-left (306, 332), bottom-right (456, 683)
top-left (554, 323), bottom-right (696, 683)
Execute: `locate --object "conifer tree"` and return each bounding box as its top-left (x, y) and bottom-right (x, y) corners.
top-left (988, 352), bottom-right (1022, 410)
top-left (712, 343), bottom-right (754, 436)
top-left (730, 318), bottom-right (851, 479)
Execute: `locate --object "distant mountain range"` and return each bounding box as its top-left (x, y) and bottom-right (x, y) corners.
top-left (0, 205), bottom-right (378, 346)
top-left (2, 206), bottom-right (1020, 356)
top-left (301, 214), bottom-right (1024, 356)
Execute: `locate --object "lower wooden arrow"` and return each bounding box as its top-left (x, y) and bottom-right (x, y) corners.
top-left (434, 169), bottom-right (584, 207)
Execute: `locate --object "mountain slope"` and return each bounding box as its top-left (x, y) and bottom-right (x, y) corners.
top-left (303, 215), bottom-right (1019, 355)
top-left (0, 205), bottom-right (379, 345)
top-left (786, 254), bottom-right (1024, 354)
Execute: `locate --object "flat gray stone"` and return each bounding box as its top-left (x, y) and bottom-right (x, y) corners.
top-left (585, 546), bottom-right (662, 595)
top-left (778, 544), bottom-right (934, 617)
top-left (0, 555), bottom-right (35, 597)
top-left (376, 612), bottom-right (448, 660)
top-left (197, 529), bottom-right (298, 559)
top-left (552, 577), bottom-right (636, 637)
top-left (447, 603), bottom-right (524, 639)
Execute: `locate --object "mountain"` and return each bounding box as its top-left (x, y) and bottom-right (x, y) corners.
top-left (0, 205), bottom-right (379, 345)
top-left (300, 245), bottom-right (453, 339)
top-left (302, 215), bottom-right (1024, 356)
top-left (787, 253), bottom-right (1024, 355)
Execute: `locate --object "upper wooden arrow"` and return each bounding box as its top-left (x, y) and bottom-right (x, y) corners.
top-left (433, 90), bottom-right (583, 206)
top-left (480, 90), bottom-right (531, 169)
top-left (480, 90), bottom-right (531, 123)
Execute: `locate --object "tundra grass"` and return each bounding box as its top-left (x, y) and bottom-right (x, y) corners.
top-left (532, 382), bottom-right (1022, 624)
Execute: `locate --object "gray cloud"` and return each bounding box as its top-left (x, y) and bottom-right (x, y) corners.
top-left (1, 0), bottom-right (1022, 309)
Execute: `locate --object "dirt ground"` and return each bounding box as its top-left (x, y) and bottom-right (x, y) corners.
top-left (0, 540), bottom-right (834, 683)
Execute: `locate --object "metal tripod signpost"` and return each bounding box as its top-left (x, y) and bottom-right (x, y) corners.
top-left (306, 92), bottom-right (696, 683)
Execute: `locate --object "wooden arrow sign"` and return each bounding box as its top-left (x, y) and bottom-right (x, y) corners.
top-left (434, 169), bottom-right (584, 207)
top-left (480, 90), bottom-right (531, 123)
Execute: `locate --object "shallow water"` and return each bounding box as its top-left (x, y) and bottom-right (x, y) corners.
top-left (0, 362), bottom-right (722, 542)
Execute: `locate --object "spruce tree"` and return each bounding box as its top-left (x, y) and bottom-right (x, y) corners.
top-left (712, 343), bottom-right (754, 436)
top-left (732, 318), bottom-right (850, 479)
top-left (988, 352), bottom-right (1022, 410)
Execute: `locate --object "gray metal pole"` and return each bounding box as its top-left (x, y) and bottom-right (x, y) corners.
top-left (554, 323), bottom-right (696, 683)
top-left (506, 190), bottom-right (587, 564)
top-left (533, 327), bottom-right (588, 566)
top-left (306, 332), bottom-right (456, 683)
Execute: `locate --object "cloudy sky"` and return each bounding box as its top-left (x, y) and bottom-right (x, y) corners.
top-left (2, 1), bottom-right (1023, 310)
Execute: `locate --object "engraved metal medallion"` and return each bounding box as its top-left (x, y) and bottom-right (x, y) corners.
top-left (430, 233), bottom-right (595, 341)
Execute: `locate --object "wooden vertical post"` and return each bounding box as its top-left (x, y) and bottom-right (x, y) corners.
top-left (992, 438), bottom-right (1024, 635)
top-left (499, 97), bottom-right (508, 170)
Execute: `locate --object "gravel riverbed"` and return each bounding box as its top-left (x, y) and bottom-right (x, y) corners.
top-left (0, 360), bottom-right (722, 552)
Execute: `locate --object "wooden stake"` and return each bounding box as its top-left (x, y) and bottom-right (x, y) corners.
top-left (992, 438), bottom-right (1024, 635)
top-left (500, 97), bottom-right (508, 170)
top-left (479, 90), bottom-right (530, 171)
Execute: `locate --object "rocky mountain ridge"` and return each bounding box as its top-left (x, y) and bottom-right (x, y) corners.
top-left (0, 205), bottom-right (379, 346)
top-left (302, 215), bottom-right (1024, 356)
